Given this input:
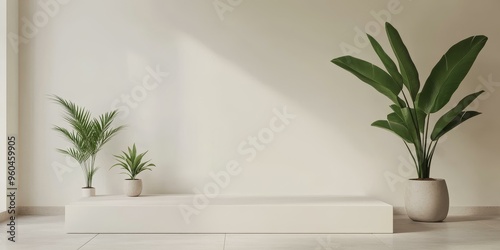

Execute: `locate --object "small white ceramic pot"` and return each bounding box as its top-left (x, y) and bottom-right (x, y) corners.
top-left (124, 179), bottom-right (142, 197)
top-left (81, 187), bottom-right (95, 197)
top-left (405, 178), bottom-right (449, 222)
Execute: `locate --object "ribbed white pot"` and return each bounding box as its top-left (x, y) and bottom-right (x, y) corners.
top-left (81, 187), bottom-right (95, 198)
top-left (405, 178), bottom-right (449, 222)
top-left (124, 179), bottom-right (142, 197)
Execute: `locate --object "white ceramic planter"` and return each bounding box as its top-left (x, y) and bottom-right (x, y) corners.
top-left (82, 187), bottom-right (95, 198)
top-left (124, 179), bottom-right (142, 197)
top-left (405, 178), bottom-right (449, 222)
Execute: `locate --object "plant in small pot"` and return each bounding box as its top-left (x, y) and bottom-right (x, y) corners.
top-left (331, 23), bottom-right (487, 222)
top-left (52, 95), bottom-right (124, 197)
top-left (111, 144), bottom-right (155, 197)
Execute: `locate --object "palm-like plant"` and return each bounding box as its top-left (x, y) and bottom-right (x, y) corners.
top-left (52, 95), bottom-right (124, 188)
top-left (331, 23), bottom-right (487, 179)
top-left (111, 144), bottom-right (155, 180)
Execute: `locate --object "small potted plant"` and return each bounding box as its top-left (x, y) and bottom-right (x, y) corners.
top-left (331, 23), bottom-right (487, 222)
top-left (52, 96), bottom-right (124, 197)
top-left (111, 144), bottom-right (156, 197)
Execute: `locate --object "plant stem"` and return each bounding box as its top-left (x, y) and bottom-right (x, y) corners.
top-left (428, 139), bottom-right (439, 170)
top-left (426, 140), bottom-right (433, 160)
top-left (423, 114), bottom-right (430, 160)
top-left (403, 141), bottom-right (419, 176)
top-left (401, 91), bottom-right (423, 166)
top-left (401, 90), bottom-right (420, 135)
top-left (90, 155), bottom-right (96, 188)
top-left (84, 159), bottom-right (90, 187)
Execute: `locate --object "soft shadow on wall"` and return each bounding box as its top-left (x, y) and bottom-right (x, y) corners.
top-left (141, 0), bottom-right (500, 203)
top-left (138, 0), bottom-right (384, 194)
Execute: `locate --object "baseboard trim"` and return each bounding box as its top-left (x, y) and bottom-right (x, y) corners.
top-left (18, 206), bottom-right (65, 216)
top-left (394, 206), bottom-right (500, 216)
top-left (12, 206), bottom-right (500, 217)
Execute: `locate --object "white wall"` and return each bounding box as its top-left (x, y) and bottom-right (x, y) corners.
top-left (18, 0), bottom-right (500, 207)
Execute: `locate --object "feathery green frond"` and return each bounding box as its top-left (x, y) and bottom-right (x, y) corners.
top-left (51, 95), bottom-right (123, 187)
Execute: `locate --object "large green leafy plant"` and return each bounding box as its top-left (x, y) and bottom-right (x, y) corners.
top-left (331, 23), bottom-right (487, 179)
top-left (110, 144), bottom-right (156, 180)
top-left (52, 95), bottom-right (124, 188)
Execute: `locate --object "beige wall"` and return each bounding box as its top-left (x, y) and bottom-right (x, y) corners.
top-left (18, 0), bottom-right (500, 207)
top-left (1, 0), bottom-right (18, 212)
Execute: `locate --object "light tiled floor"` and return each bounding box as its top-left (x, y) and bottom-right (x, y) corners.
top-left (1, 215), bottom-right (499, 249)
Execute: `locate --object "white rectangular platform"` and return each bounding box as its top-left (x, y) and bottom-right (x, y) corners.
top-left (65, 195), bottom-right (393, 234)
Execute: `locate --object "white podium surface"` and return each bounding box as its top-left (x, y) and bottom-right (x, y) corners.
top-left (65, 195), bottom-right (393, 234)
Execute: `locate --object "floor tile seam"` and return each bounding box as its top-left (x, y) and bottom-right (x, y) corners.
top-left (77, 233), bottom-right (99, 250)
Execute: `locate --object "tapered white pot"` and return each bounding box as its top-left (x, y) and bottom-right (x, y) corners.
top-left (405, 178), bottom-right (449, 222)
top-left (124, 179), bottom-right (142, 197)
top-left (81, 187), bottom-right (95, 197)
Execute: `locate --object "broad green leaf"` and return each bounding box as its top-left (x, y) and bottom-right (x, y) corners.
top-left (385, 22), bottom-right (420, 99)
top-left (332, 56), bottom-right (403, 105)
top-left (390, 105), bottom-right (426, 131)
top-left (368, 34), bottom-right (404, 86)
top-left (415, 108), bottom-right (427, 132)
top-left (387, 112), bottom-right (404, 125)
top-left (430, 90), bottom-right (483, 140)
top-left (387, 112), bottom-right (414, 143)
top-left (390, 105), bottom-right (404, 120)
top-left (399, 107), bottom-right (426, 133)
top-left (400, 108), bottom-right (420, 144)
top-left (418, 111), bottom-right (426, 132)
top-left (417, 35), bottom-right (488, 113)
top-left (371, 120), bottom-right (413, 143)
top-left (432, 111), bottom-right (481, 140)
